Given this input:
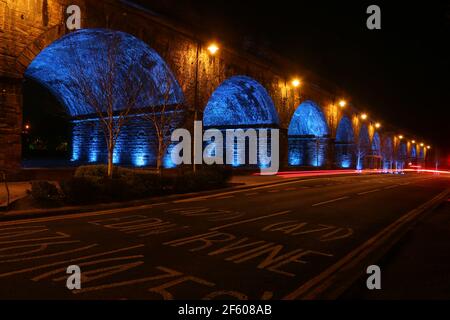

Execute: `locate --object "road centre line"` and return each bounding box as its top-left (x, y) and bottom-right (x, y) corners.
top-left (357, 189), bottom-right (380, 195)
top-left (311, 197), bottom-right (350, 207)
top-left (172, 177), bottom-right (356, 204)
top-left (209, 210), bottom-right (291, 231)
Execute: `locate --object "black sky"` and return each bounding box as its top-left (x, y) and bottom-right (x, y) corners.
top-left (133, 0), bottom-right (449, 152)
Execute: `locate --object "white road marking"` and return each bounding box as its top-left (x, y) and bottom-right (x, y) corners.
top-left (384, 185), bottom-right (399, 190)
top-left (357, 189), bottom-right (380, 195)
top-left (312, 197), bottom-right (350, 207)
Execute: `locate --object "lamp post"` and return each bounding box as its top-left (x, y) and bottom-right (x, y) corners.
top-left (192, 42), bottom-right (219, 173)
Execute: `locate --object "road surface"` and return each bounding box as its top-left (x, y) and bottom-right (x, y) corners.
top-left (0, 173), bottom-right (448, 299)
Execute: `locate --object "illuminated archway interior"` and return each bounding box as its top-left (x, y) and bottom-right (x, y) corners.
top-left (411, 144), bottom-right (417, 158)
top-left (25, 28), bottom-right (184, 167)
top-left (335, 116), bottom-right (355, 168)
top-left (356, 124), bottom-right (370, 169)
top-left (203, 75), bottom-right (279, 167)
top-left (288, 100), bottom-right (329, 167)
top-left (382, 137), bottom-right (394, 170)
top-left (397, 141), bottom-right (408, 169)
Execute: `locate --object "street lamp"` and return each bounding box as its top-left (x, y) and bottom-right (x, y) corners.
top-left (338, 100), bottom-right (347, 108)
top-left (207, 43), bottom-right (219, 55)
top-left (398, 135), bottom-right (404, 140)
top-left (375, 122), bottom-right (381, 129)
top-left (420, 143), bottom-right (424, 147)
top-left (291, 78), bottom-right (301, 88)
top-left (361, 113), bottom-right (368, 120)
top-left (412, 140), bottom-right (416, 144)
top-left (427, 145), bottom-right (431, 149)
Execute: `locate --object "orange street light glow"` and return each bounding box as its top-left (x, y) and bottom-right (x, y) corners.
top-left (427, 146), bottom-right (431, 149)
top-left (412, 140), bottom-right (416, 144)
top-left (339, 100), bottom-right (347, 107)
top-left (420, 143), bottom-right (424, 147)
top-left (375, 122), bottom-right (381, 129)
top-left (207, 43), bottom-right (219, 55)
top-left (361, 113), bottom-right (368, 120)
top-left (398, 135), bottom-right (404, 139)
top-left (292, 79), bottom-right (301, 87)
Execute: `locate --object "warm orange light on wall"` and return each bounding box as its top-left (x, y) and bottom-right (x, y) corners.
top-left (207, 43), bottom-right (219, 55)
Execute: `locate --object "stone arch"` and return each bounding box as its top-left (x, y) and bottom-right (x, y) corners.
top-left (372, 132), bottom-right (381, 155)
top-left (287, 100), bottom-right (329, 167)
top-left (203, 75), bottom-right (279, 167)
top-left (335, 115), bottom-right (355, 168)
top-left (203, 75), bottom-right (280, 128)
top-left (15, 25), bottom-right (67, 77)
top-left (410, 144), bottom-right (417, 158)
top-left (397, 140), bottom-right (408, 170)
top-left (23, 28), bottom-right (185, 167)
top-left (382, 136), bottom-right (394, 170)
top-left (356, 124), bottom-right (370, 169)
top-left (367, 131), bottom-right (382, 169)
top-left (418, 146), bottom-right (425, 161)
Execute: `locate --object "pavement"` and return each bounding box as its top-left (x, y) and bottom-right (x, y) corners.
top-left (342, 197), bottom-right (450, 300)
top-left (0, 182), bottom-right (31, 209)
top-left (0, 172), bottom-right (448, 300)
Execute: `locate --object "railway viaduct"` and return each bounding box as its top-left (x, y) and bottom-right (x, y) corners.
top-left (0, 0), bottom-right (427, 171)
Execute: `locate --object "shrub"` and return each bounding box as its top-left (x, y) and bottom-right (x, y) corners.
top-left (63, 165), bottom-right (164, 203)
top-left (60, 177), bottom-right (100, 204)
top-left (31, 181), bottom-right (61, 203)
top-left (175, 165), bottom-right (232, 192)
top-left (61, 165), bottom-right (232, 204)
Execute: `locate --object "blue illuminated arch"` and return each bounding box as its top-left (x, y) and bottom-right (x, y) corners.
top-left (382, 137), bottom-right (394, 170)
top-left (335, 116), bottom-right (355, 168)
top-left (25, 28), bottom-right (184, 116)
top-left (203, 76), bottom-right (279, 127)
top-left (411, 145), bottom-right (417, 158)
top-left (336, 116), bottom-right (354, 143)
top-left (419, 147), bottom-right (425, 160)
top-left (372, 132), bottom-right (381, 155)
top-left (288, 101), bottom-right (328, 136)
top-left (288, 101), bottom-right (328, 167)
top-left (25, 29), bottom-right (185, 168)
top-left (355, 124), bottom-right (370, 170)
top-left (358, 124), bottom-right (370, 147)
top-left (397, 141), bottom-right (408, 170)
top-left (398, 141), bottom-right (408, 159)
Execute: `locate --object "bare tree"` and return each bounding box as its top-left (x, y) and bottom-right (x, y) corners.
top-left (141, 69), bottom-right (184, 174)
top-left (69, 32), bottom-right (147, 178)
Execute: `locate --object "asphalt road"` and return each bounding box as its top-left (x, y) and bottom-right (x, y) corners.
top-left (0, 173), bottom-right (448, 300)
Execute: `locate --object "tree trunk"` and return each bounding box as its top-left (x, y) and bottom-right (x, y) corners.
top-left (107, 132), bottom-right (114, 178)
top-left (107, 147), bottom-right (114, 178)
top-left (156, 137), bottom-right (163, 176)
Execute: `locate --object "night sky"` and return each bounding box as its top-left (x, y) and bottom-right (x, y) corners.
top-left (133, 0), bottom-right (449, 153)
